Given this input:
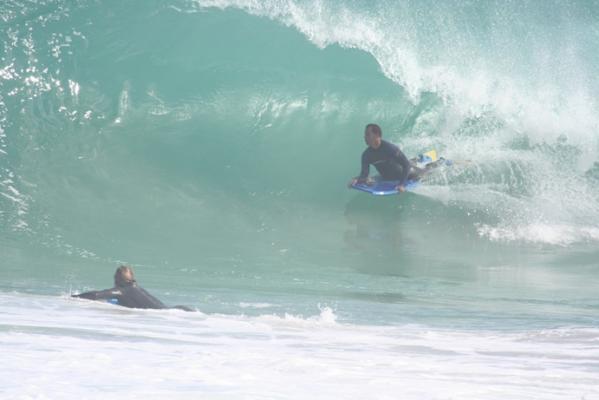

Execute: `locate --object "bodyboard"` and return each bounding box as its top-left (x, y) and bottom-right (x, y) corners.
top-left (351, 179), bottom-right (419, 196)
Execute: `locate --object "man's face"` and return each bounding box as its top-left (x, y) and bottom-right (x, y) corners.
top-left (364, 131), bottom-right (381, 148)
top-left (123, 269), bottom-right (133, 282)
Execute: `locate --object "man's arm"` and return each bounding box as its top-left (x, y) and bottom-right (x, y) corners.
top-left (72, 288), bottom-right (121, 301)
top-left (358, 150), bottom-right (370, 182)
top-left (395, 148), bottom-right (411, 187)
top-left (349, 151), bottom-right (371, 187)
top-left (355, 151), bottom-right (370, 183)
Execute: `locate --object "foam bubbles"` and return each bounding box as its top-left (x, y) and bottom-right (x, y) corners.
top-left (478, 223), bottom-right (599, 247)
top-left (2, 293), bottom-right (598, 400)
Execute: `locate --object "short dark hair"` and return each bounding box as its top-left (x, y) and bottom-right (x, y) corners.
top-left (114, 265), bottom-right (135, 287)
top-left (365, 123), bottom-right (382, 137)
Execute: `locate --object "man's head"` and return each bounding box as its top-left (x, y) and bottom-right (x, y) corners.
top-left (364, 123), bottom-right (382, 149)
top-left (114, 265), bottom-right (135, 287)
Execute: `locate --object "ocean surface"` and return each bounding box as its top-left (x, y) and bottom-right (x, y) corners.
top-left (1, 1), bottom-right (599, 399)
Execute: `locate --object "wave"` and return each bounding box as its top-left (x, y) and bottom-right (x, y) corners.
top-left (1, 0), bottom-right (598, 257)
top-left (189, 0), bottom-right (599, 245)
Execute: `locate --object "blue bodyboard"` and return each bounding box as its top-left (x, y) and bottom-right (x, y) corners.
top-left (351, 179), bottom-right (419, 196)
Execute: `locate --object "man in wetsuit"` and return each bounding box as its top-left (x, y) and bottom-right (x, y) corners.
top-left (72, 265), bottom-right (193, 311)
top-left (348, 123), bottom-right (413, 192)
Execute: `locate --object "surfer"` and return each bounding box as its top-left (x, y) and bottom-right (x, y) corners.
top-left (72, 265), bottom-right (193, 311)
top-left (348, 124), bottom-right (414, 192)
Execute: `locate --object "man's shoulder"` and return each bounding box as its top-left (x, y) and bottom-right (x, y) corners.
top-left (121, 283), bottom-right (142, 292)
top-left (381, 140), bottom-right (399, 150)
top-left (106, 288), bottom-right (123, 296)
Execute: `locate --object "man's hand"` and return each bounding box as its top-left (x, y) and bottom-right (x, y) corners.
top-left (396, 185), bottom-right (406, 193)
top-left (349, 178), bottom-right (375, 188)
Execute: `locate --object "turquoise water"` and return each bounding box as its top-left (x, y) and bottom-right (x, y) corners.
top-left (1, 1), bottom-right (599, 398)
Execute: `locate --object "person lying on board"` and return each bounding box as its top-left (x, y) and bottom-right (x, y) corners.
top-left (348, 123), bottom-right (414, 192)
top-left (72, 265), bottom-right (194, 311)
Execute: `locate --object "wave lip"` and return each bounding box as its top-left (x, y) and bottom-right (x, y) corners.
top-left (193, 0), bottom-right (599, 142)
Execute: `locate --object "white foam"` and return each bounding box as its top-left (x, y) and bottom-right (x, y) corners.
top-left (478, 223), bottom-right (599, 246)
top-left (239, 302), bottom-right (274, 309)
top-left (1, 293), bottom-right (598, 400)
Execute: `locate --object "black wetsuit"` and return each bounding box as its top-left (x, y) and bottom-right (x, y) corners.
top-left (73, 281), bottom-right (193, 311)
top-left (73, 281), bottom-right (166, 309)
top-left (358, 140), bottom-right (412, 185)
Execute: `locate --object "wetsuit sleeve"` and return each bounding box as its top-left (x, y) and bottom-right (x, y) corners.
top-left (395, 148), bottom-right (411, 186)
top-left (72, 288), bottom-right (121, 301)
top-left (357, 151), bottom-right (370, 181)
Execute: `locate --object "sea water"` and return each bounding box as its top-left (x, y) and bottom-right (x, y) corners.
top-left (1, 1), bottom-right (598, 399)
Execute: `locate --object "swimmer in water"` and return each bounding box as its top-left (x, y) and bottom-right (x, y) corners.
top-left (72, 265), bottom-right (193, 311)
